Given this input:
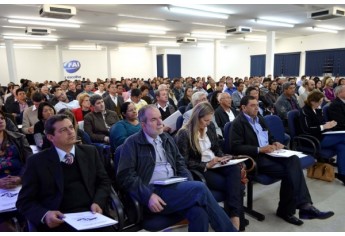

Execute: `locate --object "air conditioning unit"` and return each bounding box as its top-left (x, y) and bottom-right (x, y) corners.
top-left (308, 7), bottom-right (345, 20)
top-left (176, 37), bottom-right (197, 43)
top-left (226, 26), bottom-right (252, 34)
top-left (39, 4), bottom-right (76, 19)
top-left (25, 27), bottom-right (51, 36)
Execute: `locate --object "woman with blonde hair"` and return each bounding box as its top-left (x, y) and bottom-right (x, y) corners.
top-left (72, 93), bottom-right (92, 122)
top-left (323, 77), bottom-right (335, 103)
top-left (175, 102), bottom-right (243, 231)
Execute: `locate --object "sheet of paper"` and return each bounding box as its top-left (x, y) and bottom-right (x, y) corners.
top-left (63, 211), bottom-right (117, 231)
top-left (162, 110), bottom-right (182, 133)
top-left (212, 158), bottom-right (248, 169)
top-left (323, 130), bottom-right (345, 135)
top-left (267, 149), bottom-right (304, 158)
top-left (0, 186), bottom-right (21, 213)
top-left (153, 177), bottom-right (187, 185)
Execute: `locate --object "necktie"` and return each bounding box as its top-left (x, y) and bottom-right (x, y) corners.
top-left (64, 153), bottom-right (74, 165)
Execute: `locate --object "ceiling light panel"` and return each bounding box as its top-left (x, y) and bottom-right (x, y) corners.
top-left (171, 4), bottom-right (232, 14)
top-left (167, 6), bottom-right (229, 19)
top-left (254, 19), bottom-right (294, 28)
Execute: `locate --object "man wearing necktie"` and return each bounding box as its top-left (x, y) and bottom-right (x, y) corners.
top-left (103, 83), bottom-right (124, 119)
top-left (16, 114), bottom-right (112, 231)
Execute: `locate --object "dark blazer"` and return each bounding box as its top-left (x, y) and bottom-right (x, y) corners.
top-left (103, 95), bottom-right (124, 119)
top-left (229, 112), bottom-right (275, 159)
top-left (328, 97), bottom-right (345, 131)
top-left (16, 144), bottom-right (111, 227)
top-left (214, 106), bottom-right (238, 135)
top-left (175, 122), bottom-right (223, 173)
top-left (299, 105), bottom-right (325, 141)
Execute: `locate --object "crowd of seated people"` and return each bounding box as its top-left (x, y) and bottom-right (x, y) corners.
top-left (0, 74), bottom-right (344, 232)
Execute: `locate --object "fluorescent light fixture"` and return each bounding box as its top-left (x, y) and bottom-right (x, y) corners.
top-left (167, 6), bottom-right (229, 19)
top-left (171, 4), bottom-right (232, 14)
top-left (317, 25), bottom-right (343, 30)
top-left (117, 24), bottom-right (167, 35)
top-left (191, 22), bottom-right (225, 28)
top-left (242, 36), bottom-right (266, 42)
top-left (69, 47), bottom-right (102, 51)
top-left (254, 19), bottom-right (294, 28)
top-left (8, 17), bottom-right (80, 28)
top-left (191, 31), bottom-right (227, 39)
top-left (148, 35), bottom-right (176, 39)
top-left (118, 14), bottom-right (165, 21)
top-left (0, 43), bottom-right (43, 49)
top-left (2, 25), bottom-right (26, 29)
top-left (3, 35), bottom-right (58, 41)
top-left (69, 45), bottom-right (103, 50)
top-left (148, 41), bottom-right (180, 47)
top-left (310, 26), bottom-right (338, 34)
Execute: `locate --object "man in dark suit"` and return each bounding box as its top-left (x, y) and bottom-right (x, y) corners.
top-left (6, 88), bottom-right (33, 124)
top-left (229, 96), bottom-right (334, 226)
top-left (328, 85), bottom-right (345, 131)
top-left (103, 83), bottom-right (124, 119)
top-left (16, 114), bottom-right (112, 231)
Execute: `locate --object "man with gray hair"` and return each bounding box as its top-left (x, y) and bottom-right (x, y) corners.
top-left (84, 94), bottom-right (119, 143)
top-left (328, 85), bottom-right (345, 131)
top-left (117, 105), bottom-right (237, 232)
top-left (274, 82), bottom-right (300, 127)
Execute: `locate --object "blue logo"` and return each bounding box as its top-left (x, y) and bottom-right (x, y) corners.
top-left (63, 60), bottom-right (81, 73)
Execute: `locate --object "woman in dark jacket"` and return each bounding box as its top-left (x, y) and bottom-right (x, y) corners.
top-left (299, 90), bottom-right (345, 185)
top-left (0, 110), bottom-right (32, 231)
top-left (175, 102), bottom-right (243, 230)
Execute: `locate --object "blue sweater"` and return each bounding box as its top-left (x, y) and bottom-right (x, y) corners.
top-left (110, 120), bottom-right (141, 151)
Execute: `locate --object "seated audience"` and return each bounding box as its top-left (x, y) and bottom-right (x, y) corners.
top-left (16, 114), bottom-right (112, 232)
top-left (299, 90), bottom-right (345, 185)
top-left (172, 78), bottom-right (184, 102)
top-left (21, 92), bottom-right (44, 135)
top-left (34, 102), bottom-right (56, 149)
top-left (84, 94), bottom-right (119, 144)
top-left (103, 83), bottom-right (124, 119)
top-left (323, 77), bottom-right (335, 103)
top-left (264, 80), bottom-right (279, 110)
top-left (214, 93), bottom-right (238, 136)
top-left (54, 90), bottom-right (80, 112)
top-left (229, 95), bottom-right (334, 226)
top-left (176, 102), bottom-right (243, 230)
top-left (109, 102), bottom-right (141, 152)
top-left (72, 93), bottom-right (92, 122)
top-left (116, 105), bottom-right (237, 232)
top-left (298, 79), bottom-right (315, 108)
top-left (6, 88), bottom-right (32, 125)
top-left (231, 82), bottom-right (245, 108)
top-left (126, 88), bottom-right (147, 112)
top-left (154, 89), bottom-right (176, 121)
top-left (177, 86), bottom-right (193, 108)
top-left (0, 110), bottom-right (32, 231)
top-left (274, 82), bottom-right (300, 127)
top-left (328, 85), bottom-right (345, 131)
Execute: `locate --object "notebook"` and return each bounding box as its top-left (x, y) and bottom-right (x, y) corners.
top-left (153, 177), bottom-right (187, 185)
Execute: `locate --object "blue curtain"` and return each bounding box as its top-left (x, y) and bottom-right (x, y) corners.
top-left (274, 52), bottom-right (300, 77)
top-left (156, 54), bottom-right (164, 77)
top-left (306, 48), bottom-right (345, 76)
top-left (167, 54), bottom-right (181, 79)
top-left (250, 55), bottom-right (265, 76)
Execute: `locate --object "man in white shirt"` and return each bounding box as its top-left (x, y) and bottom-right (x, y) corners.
top-left (22, 92), bottom-right (44, 135)
top-left (54, 90), bottom-right (80, 112)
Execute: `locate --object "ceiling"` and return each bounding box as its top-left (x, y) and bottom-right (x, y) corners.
top-left (1, 4), bottom-right (345, 49)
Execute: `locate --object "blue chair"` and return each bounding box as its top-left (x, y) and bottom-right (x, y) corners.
top-left (322, 103), bottom-right (330, 122)
top-left (287, 110), bottom-right (336, 163)
top-left (178, 105), bottom-right (186, 115)
top-left (226, 120), bottom-right (314, 221)
top-left (114, 145), bottom-right (186, 232)
top-left (175, 115), bottom-right (184, 132)
top-left (264, 115), bottom-right (290, 147)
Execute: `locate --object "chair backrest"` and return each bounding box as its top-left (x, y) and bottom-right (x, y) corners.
top-left (175, 115), bottom-right (184, 132)
top-left (287, 110), bottom-right (301, 140)
top-left (223, 122), bottom-right (232, 154)
top-left (178, 105), bottom-right (186, 114)
top-left (322, 103), bottom-right (330, 122)
top-left (263, 115), bottom-right (285, 144)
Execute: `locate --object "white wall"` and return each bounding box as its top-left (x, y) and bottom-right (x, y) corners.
top-left (1, 31), bottom-right (345, 84)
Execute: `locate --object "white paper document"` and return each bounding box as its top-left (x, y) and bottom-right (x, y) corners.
top-left (323, 130), bottom-right (345, 135)
top-left (153, 177), bottom-right (187, 185)
top-left (0, 186), bottom-right (21, 213)
top-left (63, 212), bottom-right (117, 231)
top-left (212, 158), bottom-right (248, 169)
top-left (162, 110), bottom-right (182, 133)
top-left (267, 149), bottom-right (307, 158)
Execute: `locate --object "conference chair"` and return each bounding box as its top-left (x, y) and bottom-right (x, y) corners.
top-left (322, 103), bottom-right (330, 122)
top-left (287, 110), bottom-right (336, 163)
top-left (225, 120), bottom-right (315, 221)
top-left (263, 115), bottom-right (290, 147)
top-left (175, 115), bottom-right (184, 132)
top-left (113, 145), bottom-right (186, 232)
